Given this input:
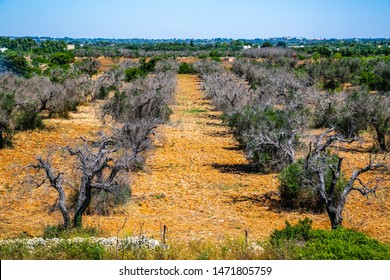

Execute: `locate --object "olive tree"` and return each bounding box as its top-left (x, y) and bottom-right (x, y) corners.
top-left (201, 71), bottom-right (252, 113)
top-left (0, 72), bottom-right (93, 126)
top-left (312, 91), bottom-right (389, 151)
top-left (0, 90), bottom-right (15, 147)
top-left (280, 128), bottom-right (388, 229)
top-left (30, 135), bottom-right (132, 228)
top-left (311, 129), bottom-right (387, 228)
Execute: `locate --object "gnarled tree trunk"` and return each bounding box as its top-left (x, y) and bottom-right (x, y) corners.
top-left (73, 175), bottom-right (93, 227)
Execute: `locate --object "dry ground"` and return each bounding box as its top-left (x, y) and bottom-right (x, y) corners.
top-left (0, 74), bottom-right (389, 243)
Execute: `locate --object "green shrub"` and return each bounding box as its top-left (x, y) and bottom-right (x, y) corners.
top-left (278, 159), bottom-right (321, 211)
top-left (209, 50), bottom-right (222, 58)
top-left (97, 86), bottom-right (110, 100)
top-left (3, 53), bottom-right (30, 76)
top-left (125, 67), bottom-right (147, 82)
top-left (268, 218), bottom-right (390, 260)
top-left (271, 218), bottom-right (313, 244)
top-left (278, 154), bottom-right (345, 212)
top-left (301, 229), bottom-right (390, 260)
top-left (178, 62), bottom-right (195, 74)
top-left (14, 106), bottom-right (43, 131)
top-left (139, 57), bottom-right (161, 73)
top-left (49, 52), bottom-right (74, 66)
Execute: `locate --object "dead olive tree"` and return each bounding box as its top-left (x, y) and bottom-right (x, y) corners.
top-left (235, 106), bottom-right (302, 172)
top-left (304, 129), bottom-right (387, 229)
top-left (102, 71), bottom-right (176, 168)
top-left (0, 73), bottom-right (92, 125)
top-left (201, 71), bottom-right (252, 113)
top-left (312, 90), bottom-right (389, 151)
top-left (30, 135), bottom-right (131, 228)
top-left (0, 90), bottom-right (15, 148)
top-left (30, 155), bottom-right (71, 228)
top-left (92, 60), bottom-right (138, 100)
top-left (75, 58), bottom-right (101, 76)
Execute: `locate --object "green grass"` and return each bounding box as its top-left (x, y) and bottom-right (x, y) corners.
top-left (0, 235), bottom-right (265, 260)
top-left (267, 218), bottom-right (390, 260)
top-left (42, 225), bottom-right (100, 239)
top-left (0, 239), bottom-right (105, 260)
top-left (1, 221), bottom-right (389, 260)
top-left (211, 182), bottom-right (246, 191)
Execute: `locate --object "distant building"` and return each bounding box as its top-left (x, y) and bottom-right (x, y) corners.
top-left (0, 47), bottom-right (8, 53)
top-left (66, 44), bottom-right (75, 50)
top-left (224, 57), bottom-right (235, 62)
top-left (243, 45), bottom-right (252, 50)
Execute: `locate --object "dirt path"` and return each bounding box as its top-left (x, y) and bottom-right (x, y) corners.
top-left (97, 74), bottom-right (333, 242)
top-left (0, 74), bottom-right (388, 243)
top-left (119, 74), bottom-right (389, 242)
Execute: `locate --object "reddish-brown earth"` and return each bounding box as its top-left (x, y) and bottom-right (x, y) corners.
top-left (0, 74), bottom-right (388, 243)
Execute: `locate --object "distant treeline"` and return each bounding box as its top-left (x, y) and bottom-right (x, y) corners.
top-left (2, 36), bottom-right (390, 57)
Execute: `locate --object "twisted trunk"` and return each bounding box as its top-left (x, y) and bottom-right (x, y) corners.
top-left (56, 182), bottom-right (70, 229)
top-left (0, 130), bottom-right (4, 148)
top-left (375, 126), bottom-right (387, 151)
top-left (73, 175), bottom-right (92, 227)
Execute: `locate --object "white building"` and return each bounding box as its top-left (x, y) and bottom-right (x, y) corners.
top-left (243, 45), bottom-right (252, 50)
top-left (66, 44), bottom-right (75, 50)
top-left (0, 47), bottom-right (8, 53)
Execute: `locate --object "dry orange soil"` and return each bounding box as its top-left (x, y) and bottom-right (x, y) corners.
top-left (0, 74), bottom-right (389, 243)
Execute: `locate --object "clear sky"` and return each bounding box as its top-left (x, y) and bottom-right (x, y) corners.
top-left (1, 0), bottom-right (389, 39)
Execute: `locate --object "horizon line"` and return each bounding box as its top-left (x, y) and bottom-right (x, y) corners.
top-left (1, 35), bottom-right (390, 41)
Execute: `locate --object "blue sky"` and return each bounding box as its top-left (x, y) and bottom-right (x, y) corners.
top-left (1, 0), bottom-right (389, 39)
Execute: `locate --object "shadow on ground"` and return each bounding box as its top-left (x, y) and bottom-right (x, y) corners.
top-left (211, 163), bottom-right (257, 174)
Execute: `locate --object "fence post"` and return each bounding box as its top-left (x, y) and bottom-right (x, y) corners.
top-left (162, 225), bottom-right (168, 245)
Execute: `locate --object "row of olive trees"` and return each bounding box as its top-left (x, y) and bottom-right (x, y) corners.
top-left (303, 56), bottom-right (390, 92)
top-left (198, 59), bottom-right (310, 172)
top-left (102, 70), bottom-right (177, 168)
top-left (74, 47), bottom-right (223, 59)
top-left (241, 47), bottom-right (296, 59)
top-left (235, 59), bottom-right (390, 152)
top-left (197, 58), bottom-right (388, 229)
top-left (29, 61), bottom-right (177, 229)
top-left (0, 72), bottom-right (94, 147)
top-left (0, 58), bottom-right (167, 148)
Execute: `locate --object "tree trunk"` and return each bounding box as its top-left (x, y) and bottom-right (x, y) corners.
top-left (375, 126), bottom-right (387, 151)
top-left (326, 205), bottom-right (343, 229)
top-left (73, 175), bottom-right (92, 227)
top-left (0, 130), bottom-right (4, 148)
top-left (56, 187), bottom-right (70, 229)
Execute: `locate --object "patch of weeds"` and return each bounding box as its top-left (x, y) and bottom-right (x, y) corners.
top-left (0, 240), bottom-right (31, 259)
top-left (28, 239), bottom-right (105, 260)
top-left (42, 225), bottom-right (100, 239)
top-left (151, 193), bottom-right (166, 199)
top-left (266, 218), bottom-right (390, 260)
top-left (213, 183), bottom-right (246, 191)
top-left (184, 109), bottom-right (207, 114)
